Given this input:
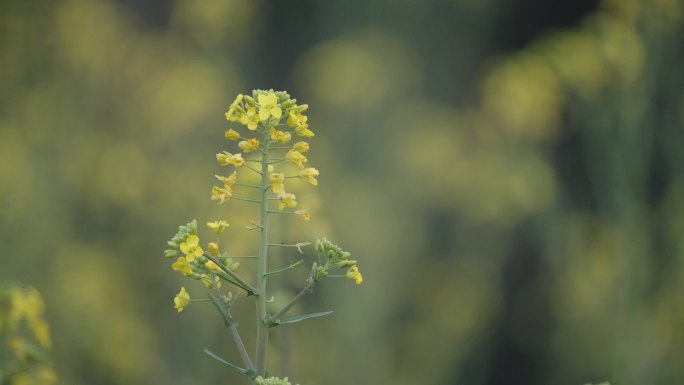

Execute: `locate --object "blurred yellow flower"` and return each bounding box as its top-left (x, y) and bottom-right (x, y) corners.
top-left (285, 149), bottom-right (307, 168)
top-left (298, 168), bottom-right (319, 186)
top-left (180, 234), bottom-right (203, 262)
top-left (295, 209), bottom-right (310, 220)
top-left (287, 110), bottom-right (308, 129)
top-left (258, 91), bottom-right (282, 121)
top-left (270, 128), bottom-right (292, 144)
top-left (238, 138), bottom-right (261, 152)
top-left (239, 107), bottom-right (260, 130)
top-left (268, 165), bottom-right (286, 194)
top-left (224, 129), bottom-right (241, 141)
top-left (207, 220), bottom-right (230, 234)
top-left (215, 171), bottom-right (237, 191)
top-left (211, 186), bottom-right (232, 204)
top-left (346, 266), bottom-right (363, 285)
top-left (225, 94), bottom-right (243, 122)
top-left (174, 287), bottom-right (191, 312)
top-left (217, 152), bottom-right (245, 167)
top-left (172, 257), bottom-right (193, 276)
top-left (294, 125), bottom-right (314, 137)
top-left (293, 141), bottom-right (309, 153)
top-left (277, 193), bottom-right (297, 211)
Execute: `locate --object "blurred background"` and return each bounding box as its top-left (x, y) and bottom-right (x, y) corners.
top-left (2, 0), bottom-right (684, 384)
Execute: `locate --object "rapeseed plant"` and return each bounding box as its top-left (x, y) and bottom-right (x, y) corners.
top-left (163, 90), bottom-right (361, 384)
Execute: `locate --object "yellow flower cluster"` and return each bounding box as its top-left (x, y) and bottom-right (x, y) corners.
top-left (165, 220), bottom-right (240, 312)
top-left (215, 89), bottom-right (320, 216)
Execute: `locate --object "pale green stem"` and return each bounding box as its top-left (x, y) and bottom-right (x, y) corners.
top-left (255, 127), bottom-right (271, 376)
top-left (271, 281), bottom-right (315, 321)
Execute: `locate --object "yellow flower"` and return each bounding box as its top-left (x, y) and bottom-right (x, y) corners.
top-left (277, 193), bottom-right (297, 211)
top-left (215, 171), bottom-right (237, 192)
top-left (285, 149), bottom-right (307, 168)
top-left (270, 127), bottom-right (292, 144)
top-left (224, 129), bottom-right (241, 141)
top-left (211, 186), bottom-right (232, 204)
top-left (238, 138), bottom-right (261, 152)
top-left (207, 220), bottom-right (230, 234)
top-left (298, 168), bottom-right (319, 186)
top-left (295, 209), bottom-right (310, 220)
top-left (239, 107), bottom-right (260, 130)
top-left (200, 274), bottom-right (214, 289)
top-left (208, 242), bottom-right (219, 256)
top-left (217, 152), bottom-right (244, 167)
top-left (287, 110), bottom-right (308, 129)
top-left (293, 141), bottom-right (309, 153)
top-left (172, 256), bottom-right (194, 276)
top-left (295, 125), bottom-right (314, 137)
top-left (180, 234), bottom-right (203, 262)
top-left (258, 91), bottom-right (282, 121)
top-left (174, 287), bottom-right (191, 312)
top-left (268, 165), bottom-right (286, 194)
top-left (225, 94), bottom-right (243, 122)
top-left (205, 260), bottom-right (222, 273)
top-left (346, 266), bottom-right (363, 285)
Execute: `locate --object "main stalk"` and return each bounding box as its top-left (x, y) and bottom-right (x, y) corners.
top-left (255, 129), bottom-right (270, 376)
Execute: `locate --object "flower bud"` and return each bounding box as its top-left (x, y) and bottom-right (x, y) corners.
top-left (224, 129), bottom-right (240, 141)
top-left (208, 242), bottom-right (219, 256)
top-left (164, 249), bottom-right (178, 258)
top-left (281, 99), bottom-right (296, 109)
top-left (244, 95), bottom-right (256, 106)
top-left (295, 104), bottom-right (309, 112)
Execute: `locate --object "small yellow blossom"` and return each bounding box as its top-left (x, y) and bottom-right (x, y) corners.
top-left (215, 171), bottom-right (237, 189)
top-left (208, 242), bottom-right (219, 256)
top-left (258, 91), bottom-right (282, 121)
top-left (200, 274), bottom-right (214, 289)
top-left (207, 220), bottom-right (230, 234)
top-left (294, 125), bottom-right (314, 137)
top-left (211, 186), bottom-right (232, 204)
top-left (217, 152), bottom-right (244, 167)
top-left (278, 193), bottom-right (297, 211)
top-left (238, 138), bottom-right (261, 152)
top-left (268, 165), bottom-right (286, 194)
top-left (293, 141), bottom-right (309, 153)
top-left (298, 168), bottom-right (319, 186)
top-left (239, 107), bottom-right (260, 130)
top-left (295, 209), bottom-right (310, 221)
top-left (225, 94), bottom-right (243, 122)
top-left (224, 129), bottom-right (241, 141)
top-left (174, 287), bottom-right (191, 312)
top-left (287, 110), bottom-right (308, 129)
top-left (346, 266), bottom-right (363, 285)
top-left (172, 257), bottom-right (194, 276)
top-left (205, 260), bottom-right (222, 273)
top-left (270, 127), bottom-right (292, 144)
top-left (285, 149), bottom-right (307, 168)
top-left (180, 234), bottom-right (203, 262)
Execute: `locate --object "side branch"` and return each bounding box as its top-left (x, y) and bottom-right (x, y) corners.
top-left (271, 281), bottom-right (315, 321)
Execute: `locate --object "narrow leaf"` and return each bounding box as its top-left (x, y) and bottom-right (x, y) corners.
top-left (204, 348), bottom-right (255, 379)
top-left (276, 310), bottom-right (333, 325)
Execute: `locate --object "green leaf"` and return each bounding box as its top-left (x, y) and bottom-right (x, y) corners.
top-left (204, 349), bottom-right (256, 379)
top-left (276, 310), bottom-right (333, 325)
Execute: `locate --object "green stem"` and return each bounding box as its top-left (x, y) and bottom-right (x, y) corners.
top-left (272, 281), bottom-right (315, 320)
top-left (255, 128), bottom-right (271, 376)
